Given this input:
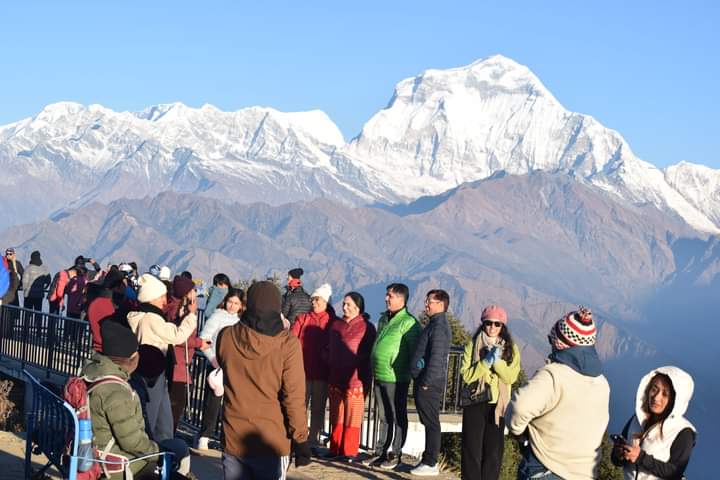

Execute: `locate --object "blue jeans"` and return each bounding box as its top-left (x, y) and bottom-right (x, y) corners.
top-left (222, 453), bottom-right (290, 480)
top-left (517, 444), bottom-right (563, 480)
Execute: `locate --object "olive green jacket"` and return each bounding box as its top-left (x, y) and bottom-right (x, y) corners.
top-left (81, 353), bottom-right (159, 477)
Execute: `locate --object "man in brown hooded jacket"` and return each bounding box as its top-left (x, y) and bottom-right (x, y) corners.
top-left (217, 280), bottom-right (311, 480)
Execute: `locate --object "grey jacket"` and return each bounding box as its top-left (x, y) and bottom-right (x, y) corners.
top-left (22, 264), bottom-right (50, 298)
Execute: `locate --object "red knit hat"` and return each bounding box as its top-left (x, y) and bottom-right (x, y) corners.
top-left (550, 306), bottom-right (596, 348)
top-left (481, 305), bottom-right (508, 325)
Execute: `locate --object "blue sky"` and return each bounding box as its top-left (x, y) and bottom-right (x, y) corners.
top-left (1, 1), bottom-right (718, 168)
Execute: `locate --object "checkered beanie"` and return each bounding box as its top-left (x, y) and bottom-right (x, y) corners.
top-left (550, 306), bottom-right (596, 348)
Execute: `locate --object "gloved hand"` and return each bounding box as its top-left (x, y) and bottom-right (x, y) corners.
top-left (489, 347), bottom-right (502, 364)
top-left (294, 441), bottom-right (312, 467)
top-left (416, 358), bottom-right (425, 370)
top-left (482, 346), bottom-right (497, 367)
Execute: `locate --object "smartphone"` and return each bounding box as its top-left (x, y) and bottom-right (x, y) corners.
top-left (610, 434), bottom-right (627, 444)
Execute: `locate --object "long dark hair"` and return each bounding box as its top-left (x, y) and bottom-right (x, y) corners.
top-left (222, 287), bottom-right (245, 317)
top-left (345, 291), bottom-right (365, 314)
top-left (473, 323), bottom-right (515, 363)
top-left (642, 373), bottom-right (676, 439)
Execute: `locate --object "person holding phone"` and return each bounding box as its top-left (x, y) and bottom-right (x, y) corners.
top-left (612, 366), bottom-right (696, 479)
top-left (166, 275), bottom-right (211, 431)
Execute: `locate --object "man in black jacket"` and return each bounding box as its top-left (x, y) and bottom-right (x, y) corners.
top-left (281, 267), bottom-right (311, 327)
top-left (409, 289), bottom-right (452, 476)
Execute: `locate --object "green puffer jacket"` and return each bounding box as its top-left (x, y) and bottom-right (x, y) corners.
top-left (371, 308), bottom-right (421, 383)
top-left (81, 353), bottom-right (159, 478)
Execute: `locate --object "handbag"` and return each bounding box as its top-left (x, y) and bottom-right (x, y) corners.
top-left (459, 379), bottom-right (490, 407)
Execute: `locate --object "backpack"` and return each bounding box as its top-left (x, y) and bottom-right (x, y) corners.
top-left (47, 271), bottom-right (64, 301)
top-left (63, 375), bottom-right (134, 479)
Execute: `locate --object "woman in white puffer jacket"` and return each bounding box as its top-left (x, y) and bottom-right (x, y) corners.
top-left (195, 287), bottom-right (244, 449)
top-left (612, 366), bottom-right (696, 479)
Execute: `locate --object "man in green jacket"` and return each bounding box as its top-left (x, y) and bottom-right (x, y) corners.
top-left (82, 319), bottom-right (195, 479)
top-left (368, 283), bottom-right (421, 469)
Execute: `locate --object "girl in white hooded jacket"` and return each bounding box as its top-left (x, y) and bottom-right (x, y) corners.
top-left (612, 366), bottom-right (696, 480)
top-left (195, 287), bottom-right (244, 449)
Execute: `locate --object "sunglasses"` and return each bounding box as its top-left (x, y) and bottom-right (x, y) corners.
top-left (483, 320), bottom-right (503, 328)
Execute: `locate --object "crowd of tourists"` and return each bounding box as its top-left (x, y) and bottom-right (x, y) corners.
top-left (0, 249), bottom-right (698, 480)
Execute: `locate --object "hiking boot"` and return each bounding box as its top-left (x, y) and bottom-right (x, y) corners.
top-left (410, 463), bottom-right (440, 476)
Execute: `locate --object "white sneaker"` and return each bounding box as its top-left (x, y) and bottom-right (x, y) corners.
top-left (196, 436), bottom-right (210, 450)
top-left (410, 463), bottom-right (440, 476)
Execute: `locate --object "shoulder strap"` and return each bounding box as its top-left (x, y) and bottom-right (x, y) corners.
top-left (86, 375), bottom-right (133, 394)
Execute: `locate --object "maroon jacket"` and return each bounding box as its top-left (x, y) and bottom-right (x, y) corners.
top-left (327, 314), bottom-right (376, 390)
top-left (165, 296), bottom-right (203, 384)
top-left (88, 294), bottom-right (114, 352)
top-left (290, 307), bottom-right (336, 381)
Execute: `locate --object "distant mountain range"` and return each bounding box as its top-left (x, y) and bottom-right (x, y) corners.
top-left (2, 55), bottom-right (719, 232)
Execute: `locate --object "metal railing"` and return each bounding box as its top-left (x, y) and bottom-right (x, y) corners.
top-left (0, 304), bottom-right (466, 451)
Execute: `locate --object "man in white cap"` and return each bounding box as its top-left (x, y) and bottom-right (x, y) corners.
top-left (290, 282), bottom-right (335, 451)
top-left (126, 274), bottom-right (198, 442)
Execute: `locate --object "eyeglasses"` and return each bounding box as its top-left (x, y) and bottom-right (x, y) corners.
top-left (424, 299), bottom-right (442, 305)
top-left (483, 320), bottom-right (503, 328)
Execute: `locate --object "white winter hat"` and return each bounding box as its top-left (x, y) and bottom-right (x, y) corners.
top-left (137, 273), bottom-right (168, 302)
top-left (311, 283), bottom-right (332, 303)
top-left (159, 266), bottom-right (171, 281)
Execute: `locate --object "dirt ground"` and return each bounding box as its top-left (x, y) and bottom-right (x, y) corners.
top-left (2, 431), bottom-right (459, 479)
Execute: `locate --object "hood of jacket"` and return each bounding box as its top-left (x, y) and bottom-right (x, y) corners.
top-left (81, 352), bottom-right (131, 382)
top-left (228, 321), bottom-right (287, 360)
top-left (634, 365), bottom-right (695, 429)
top-left (549, 345), bottom-right (603, 377)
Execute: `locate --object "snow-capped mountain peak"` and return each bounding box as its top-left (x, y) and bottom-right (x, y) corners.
top-left (0, 55), bottom-right (719, 234)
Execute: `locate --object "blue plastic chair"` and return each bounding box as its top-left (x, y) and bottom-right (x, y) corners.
top-left (24, 370), bottom-right (172, 479)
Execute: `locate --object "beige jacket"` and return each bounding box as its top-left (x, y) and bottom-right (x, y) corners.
top-left (509, 362), bottom-right (610, 480)
top-left (127, 307), bottom-right (197, 354)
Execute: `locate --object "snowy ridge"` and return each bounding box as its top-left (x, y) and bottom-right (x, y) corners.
top-left (1, 54), bottom-right (719, 232)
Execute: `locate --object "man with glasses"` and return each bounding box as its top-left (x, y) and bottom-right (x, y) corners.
top-left (368, 283), bottom-right (421, 469)
top-left (408, 290), bottom-right (451, 476)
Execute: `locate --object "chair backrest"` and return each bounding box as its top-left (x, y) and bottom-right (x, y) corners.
top-left (24, 369), bottom-right (79, 479)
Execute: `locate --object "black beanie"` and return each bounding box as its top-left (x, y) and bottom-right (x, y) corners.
top-left (242, 281), bottom-right (283, 336)
top-left (102, 268), bottom-right (125, 290)
top-left (30, 251), bottom-right (42, 266)
top-left (288, 268), bottom-right (304, 279)
top-left (101, 320), bottom-right (138, 358)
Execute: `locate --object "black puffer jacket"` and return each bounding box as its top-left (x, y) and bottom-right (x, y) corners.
top-left (410, 312), bottom-right (452, 388)
top-left (282, 286), bottom-right (311, 327)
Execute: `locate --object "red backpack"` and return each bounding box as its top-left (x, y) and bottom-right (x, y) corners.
top-left (63, 375), bottom-right (134, 479)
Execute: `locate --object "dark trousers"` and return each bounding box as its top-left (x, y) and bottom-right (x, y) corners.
top-left (374, 381), bottom-right (409, 456)
top-left (200, 387), bottom-right (223, 439)
top-left (462, 401), bottom-right (504, 480)
top-left (169, 381), bottom-right (187, 430)
top-left (414, 384), bottom-right (442, 466)
top-left (24, 297), bottom-right (43, 311)
top-left (49, 300), bottom-right (61, 315)
top-left (222, 452), bottom-right (289, 480)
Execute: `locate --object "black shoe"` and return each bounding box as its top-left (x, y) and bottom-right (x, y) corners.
top-left (379, 453), bottom-right (401, 470)
top-left (366, 454), bottom-right (388, 467)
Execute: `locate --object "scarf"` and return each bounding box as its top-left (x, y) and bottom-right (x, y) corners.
top-left (472, 331), bottom-right (511, 426)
